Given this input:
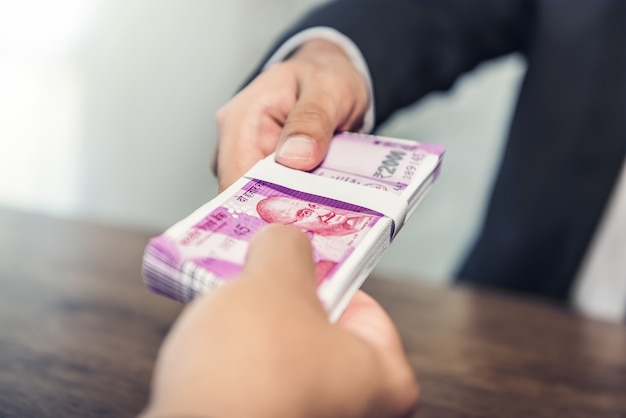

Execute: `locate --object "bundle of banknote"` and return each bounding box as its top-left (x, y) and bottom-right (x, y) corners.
top-left (142, 132), bottom-right (445, 321)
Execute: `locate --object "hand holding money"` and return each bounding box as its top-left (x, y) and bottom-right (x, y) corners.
top-left (214, 38), bottom-right (370, 191)
top-left (143, 132), bottom-right (444, 321)
top-left (140, 225), bottom-right (419, 418)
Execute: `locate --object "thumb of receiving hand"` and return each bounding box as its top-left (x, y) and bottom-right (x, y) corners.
top-left (243, 224), bottom-right (323, 307)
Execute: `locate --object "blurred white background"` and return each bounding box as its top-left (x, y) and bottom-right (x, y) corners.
top-left (0, 0), bottom-right (525, 284)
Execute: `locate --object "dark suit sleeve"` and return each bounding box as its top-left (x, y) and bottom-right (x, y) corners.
top-left (251, 0), bottom-right (530, 127)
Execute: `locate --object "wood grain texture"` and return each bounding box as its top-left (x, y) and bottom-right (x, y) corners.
top-left (1, 208), bottom-right (625, 417)
top-left (362, 278), bottom-right (626, 417)
top-left (0, 209), bottom-right (182, 418)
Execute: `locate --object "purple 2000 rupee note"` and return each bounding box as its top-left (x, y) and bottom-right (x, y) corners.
top-left (312, 132), bottom-right (445, 195)
top-left (143, 179), bottom-right (387, 305)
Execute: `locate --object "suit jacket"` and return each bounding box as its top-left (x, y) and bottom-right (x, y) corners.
top-left (252, 0), bottom-right (626, 302)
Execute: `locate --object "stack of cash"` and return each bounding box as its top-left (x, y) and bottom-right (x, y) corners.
top-left (142, 132), bottom-right (445, 321)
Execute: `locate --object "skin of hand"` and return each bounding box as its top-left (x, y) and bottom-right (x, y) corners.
top-left (140, 225), bottom-right (419, 418)
top-left (213, 39), bottom-right (370, 191)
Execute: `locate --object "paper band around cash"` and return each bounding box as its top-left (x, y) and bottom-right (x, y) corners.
top-left (245, 155), bottom-right (408, 239)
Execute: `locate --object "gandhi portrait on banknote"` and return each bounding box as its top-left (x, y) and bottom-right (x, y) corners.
top-left (256, 195), bottom-right (376, 282)
top-left (256, 196), bottom-right (373, 237)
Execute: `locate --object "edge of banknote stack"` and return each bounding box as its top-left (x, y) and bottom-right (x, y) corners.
top-left (142, 132), bottom-right (445, 322)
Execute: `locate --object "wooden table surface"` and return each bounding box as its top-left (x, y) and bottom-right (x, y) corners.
top-left (1, 208), bottom-right (625, 418)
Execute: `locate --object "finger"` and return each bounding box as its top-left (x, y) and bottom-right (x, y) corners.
top-left (243, 224), bottom-right (318, 293)
top-left (275, 40), bottom-right (369, 171)
top-left (336, 290), bottom-right (405, 356)
top-left (274, 78), bottom-right (345, 171)
top-left (215, 68), bottom-right (298, 191)
top-left (337, 291), bottom-right (420, 415)
top-left (210, 144), bottom-right (219, 178)
top-left (215, 104), bottom-right (276, 191)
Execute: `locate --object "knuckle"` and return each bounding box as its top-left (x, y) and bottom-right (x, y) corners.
top-left (296, 101), bottom-right (329, 121)
top-left (287, 106), bottom-right (333, 138)
top-left (215, 105), bottom-right (228, 125)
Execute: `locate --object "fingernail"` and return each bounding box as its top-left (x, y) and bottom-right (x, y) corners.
top-left (277, 135), bottom-right (315, 160)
